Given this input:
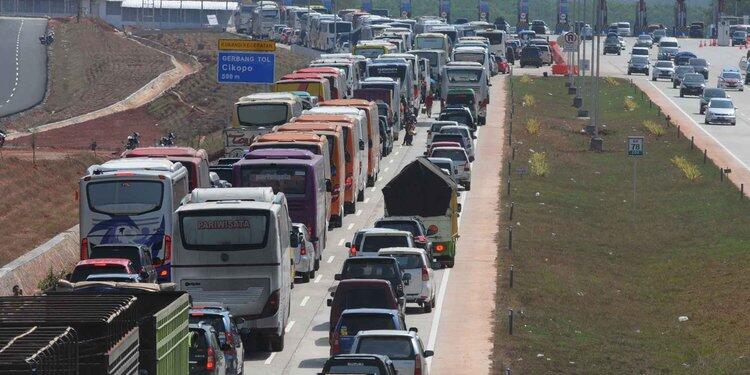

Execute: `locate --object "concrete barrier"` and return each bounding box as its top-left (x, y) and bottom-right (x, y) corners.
top-left (0, 225), bottom-right (79, 296)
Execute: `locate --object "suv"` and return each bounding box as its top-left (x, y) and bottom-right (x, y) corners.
top-left (519, 46), bottom-right (543, 68)
top-left (379, 248), bottom-right (436, 312)
top-left (627, 56), bottom-right (650, 75)
top-left (427, 134), bottom-right (474, 162)
top-left (321, 354), bottom-right (398, 375)
top-left (327, 279), bottom-right (402, 342)
top-left (335, 256), bottom-right (409, 306)
top-left (89, 244), bottom-right (156, 283)
top-left (674, 51), bottom-right (697, 66)
top-left (672, 66), bottom-right (695, 88)
top-left (427, 157), bottom-right (459, 183)
top-left (603, 34), bottom-right (621, 55)
top-left (630, 47), bottom-right (650, 56)
top-left (717, 68), bottom-right (742, 91)
top-left (438, 125), bottom-right (475, 158)
top-left (531, 20), bottom-right (548, 35)
top-left (732, 30), bottom-right (748, 46)
top-left (189, 305), bottom-right (244, 375)
top-left (350, 330), bottom-right (434, 375)
top-left (189, 323), bottom-right (228, 375)
top-left (651, 60), bottom-right (675, 81)
top-left (374, 216), bottom-right (434, 260)
top-left (680, 73), bottom-right (706, 97)
top-left (346, 228), bottom-right (414, 257)
top-left (705, 98), bottom-right (736, 125)
top-left (689, 58), bottom-right (710, 79)
top-left (699, 88), bottom-right (727, 114)
top-left (331, 308), bottom-right (407, 355)
top-left (635, 34), bottom-right (653, 48)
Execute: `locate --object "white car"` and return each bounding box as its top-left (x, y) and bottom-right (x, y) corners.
top-left (292, 223), bottom-right (317, 283)
top-left (350, 330), bottom-right (434, 375)
top-left (429, 147), bottom-right (472, 190)
top-left (378, 248), bottom-right (436, 312)
top-left (427, 157), bottom-right (459, 184)
top-left (438, 125), bottom-right (476, 160)
top-left (346, 228), bottom-right (414, 257)
top-left (651, 60), bottom-right (675, 81)
top-left (705, 98), bottom-right (736, 125)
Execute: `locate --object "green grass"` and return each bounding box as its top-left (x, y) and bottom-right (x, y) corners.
top-left (493, 76), bottom-right (750, 373)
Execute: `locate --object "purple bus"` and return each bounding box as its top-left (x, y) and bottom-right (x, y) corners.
top-left (233, 149), bottom-right (330, 254)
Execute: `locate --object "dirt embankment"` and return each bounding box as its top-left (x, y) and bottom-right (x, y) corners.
top-left (1, 18), bottom-right (172, 132)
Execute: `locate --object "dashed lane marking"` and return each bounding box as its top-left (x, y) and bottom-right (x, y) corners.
top-left (364, 197), bottom-right (370, 204)
top-left (300, 296), bottom-right (310, 307)
top-left (355, 209), bottom-right (362, 216)
top-left (0, 19), bottom-right (24, 109)
top-left (285, 321), bottom-right (295, 333)
top-left (314, 274), bottom-right (323, 283)
top-left (347, 223), bottom-right (354, 230)
top-left (264, 353), bottom-right (276, 365)
top-left (327, 256), bottom-right (335, 263)
top-left (337, 238), bottom-right (345, 246)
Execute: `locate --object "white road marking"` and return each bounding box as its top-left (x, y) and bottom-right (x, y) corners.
top-left (327, 255), bottom-right (335, 263)
top-left (370, 187), bottom-right (377, 192)
top-left (364, 197), bottom-right (370, 204)
top-left (314, 274), bottom-right (323, 283)
top-left (395, 151), bottom-right (400, 155)
top-left (389, 159), bottom-right (394, 164)
top-left (337, 238), bottom-right (345, 246)
top-left (300, 296), bottom-right (310, 307)
top-left (384, 167), bottom-right (390, 172)
top-left (377, 176), bottom-right (382, 181)
top-left (347, 223), bottom-right (354, 230)
top-left (264, 353), bottom-right (276, 365)
top-left (0, 19), bottom-right (24, 109)
top-left (355, 209), bottom-right (362, 216)
top-left (285, 321), bottom-right (295, 333)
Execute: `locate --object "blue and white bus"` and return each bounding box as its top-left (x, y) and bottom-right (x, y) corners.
top-left (79, 158), bottom-right (189, 282)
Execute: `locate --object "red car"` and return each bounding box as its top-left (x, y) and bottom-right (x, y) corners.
top-left (69, 258), bottom-right (141, 282)
top-left (425, 141), bottom-right (462, 156)
top-left (496, 56), bottom-right (510, 74)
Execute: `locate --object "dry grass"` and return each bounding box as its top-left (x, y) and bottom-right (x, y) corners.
top-left (525, 118), bottom-right (540, 135)
top-left (529, 152), bottom-right (549, 176)
top-left (2, 18), bottom-right (172, 131)
top-left (604, 76), bottom-right (620, 86)
top-left (0, 153), bottom-right (103, 266)
top-left (519, 75), bottom-right (534, 84)
top-left (522, 94), bottom-right (536, 107)
top-left (643, 119), bottom-right (666, 136)
top-left (624, 97), bottom-right (638, 111)
top-left (671, 155), bottom-right (702, 181)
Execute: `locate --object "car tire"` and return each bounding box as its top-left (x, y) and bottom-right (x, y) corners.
top-left (309, 269), bottom-right (316, 280)
top-left (268, 333), bottom-right (285, 352)
top-left (732, 121), bottom-right (737, 125)
top-left (314, 257), bottom-right (320, 271)
top-left (464, 182), bottom-right (471, 191)
top-left (344, 201), bottom-right (355, 215)
top-left (423, 300), bottom-right (433, 313)
top-left (705, 119), bottom-right (710, 125)
top-left (367, 175), bottom-right (375, 187)
top-left (431, 297), bottom-right (437, 308)
top-left (673, 83), bottom-right (677, 88)
top-left (444, 260), bottom-right (455, 268)
top-left (699, 108), bottom-right (704, 115)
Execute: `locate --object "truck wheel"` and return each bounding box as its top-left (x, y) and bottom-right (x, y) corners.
top-left (367, 175), bottom-right (375, 187)
top-left (268, 333), bottom-right (285, 352)
top-left (314, 257), bottom-right (320, 271)
top-left (464, 182), bottom-right (471, 191)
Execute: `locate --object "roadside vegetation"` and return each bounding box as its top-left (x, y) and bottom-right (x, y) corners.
top-left (494, 75), bottom-right (750, 373)
top-left (1, 18), bottom-right (172, 131)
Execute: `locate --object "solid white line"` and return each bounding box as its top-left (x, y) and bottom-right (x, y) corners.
top-left (300, 296), bottom-right (310, 307)
top-left (327, 255), bottom-right (335, 263)
top-left (285, 320), bottom-right (295, 333)
top-left (347, 223), bottom-right (354, 230)
top-left (338, 238), bottom-right (345, 246)
top-left (264, 352), bottom-right (276, 365)
top-left (646, 80), bottom-right (750, 171)
top-left (355, 209), bottom-right (362, 216)
top-left (314, 274), bottom-right (323, 283)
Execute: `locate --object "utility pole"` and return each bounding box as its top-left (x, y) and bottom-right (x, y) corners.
top-left (590, 0), bottom-right (603, 151)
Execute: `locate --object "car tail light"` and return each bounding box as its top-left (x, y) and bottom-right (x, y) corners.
top-left (428, 225), bottom-right (439, 234)
top-left (345, 176), bottom-right (353, 187)
top-left (206, 346), bottom-right (216, 370)
top-left (260, 289), bottom-right (280, 318)
top-left (225, 331), bottom-right (235, 348)
top-left (331, 332), bottom-right (341, 355)
top-left (164, 235), bottom-right (172, 261)
top-left (159, 269), bottom-right (169, 278)
top-left (422, 266), bottom-right (429, 281)
top-left (414, 354), bottom-right (423, 375)
top-left (435, 243), bottom-right (446, 252)
top-left (80, 238), bottom-right (88, 260)
top-left (415, 235), bottom-right (427, 243)
top-left (349, 246), bottom-right (358, 256)
top-left (300, 242), bottom-right (307, 256)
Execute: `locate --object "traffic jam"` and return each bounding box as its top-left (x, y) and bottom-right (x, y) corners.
top-left (0, 10), bottom-right (504, 375)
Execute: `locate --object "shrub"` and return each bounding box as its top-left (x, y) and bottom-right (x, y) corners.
top-left (604, 77), bottom-right (620, 86)
top-left (519, 75), bottom-right (534, 84)
top-left (624, 97), bottom-right (637, 111)
top-left (525, 118), bottom-right (541, 135)
top-left (37, 266), bottom-right (67, 291)
top-left (671, 155), bottom-right (702, 181)
top-left (643, 120), bottom-right (666, 136)
top-left (522, 94), bottom-right (536, 107)
top-left (530, 152), bottom-right (550, 176)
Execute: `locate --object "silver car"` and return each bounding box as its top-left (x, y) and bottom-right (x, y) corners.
top-left (293, 223), bottom-right (318, 282)
top-left (651, 60), bottom-right (675, 81)
top-left (705, 98), bottom-right (736, 125)
top-left (350, 330), bottom-right (434, 375)
top-left (429, 147), bottom-right (472, 190)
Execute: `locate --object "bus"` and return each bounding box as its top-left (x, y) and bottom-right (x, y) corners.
top-left (475, 29), bottom-right (506, 56)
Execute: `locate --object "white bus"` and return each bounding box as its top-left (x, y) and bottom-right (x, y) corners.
top-left (174, 188), bottom-right (294, 352)
top-left (79, 158), bottom-right (189, 282)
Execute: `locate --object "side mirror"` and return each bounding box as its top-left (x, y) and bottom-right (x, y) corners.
top-left (409, 327), bottom-right (419, 333)
top-left (325, 179), bottom-right (332, 192)
top-left (423, 350), bottom-right (434, 357)
top-left (457, 203), bottom-right (462, 213)
top-left (326, 299), bottom-right (332, 306)
top-left (359, 140), bottom-right (366, 151)
top-left (330, 292), bottom-right (335, 297)
top-left (334, 274), bottom-right (342, 281)
top-left (469, 156), bottom-right (475, 162)
top-left (423, 151), bottom-right (428, 156)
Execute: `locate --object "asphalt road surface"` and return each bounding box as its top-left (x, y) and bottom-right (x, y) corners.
top-left (0, 17), bottom-right (47, 118)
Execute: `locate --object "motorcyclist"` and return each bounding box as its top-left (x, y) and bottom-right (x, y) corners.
top-left (0, 128), bottom-right (6, 148)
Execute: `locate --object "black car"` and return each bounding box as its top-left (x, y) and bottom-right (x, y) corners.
top-left (680, 73), bottom-right (706, 97)
top-left (603, 34), bottom-right (621, 55)
top-left (189, 306), bottom-right (244, 375)
top-left (689, 58), bottom-right (709, 79)
top-left (89, 244), bottom-right (157, 283)
top-left (335, 256), bottom-right (409, 301)
top-left (321, 354), bottom-right (398, 375)
top-left (674, 51), bottom-right (697, 66)
top-left (519, 46), bottom-right (543, 68)
top-left (672, 66), bottom-right (695, 88)
top-left (374, 216), bottom-right (435, 263)
top-left (689, 25), bottom-right (704, 39)
top-left (531, 20), bottom-right (548, 35)
top-left (189, 323), bottom-right (228, 375)
top-left (438, 106), bottom-right (477, 130)
top-left (699, 88), bottom-right (727, 114)
top-left (732, 31), bottom-right (747, 46)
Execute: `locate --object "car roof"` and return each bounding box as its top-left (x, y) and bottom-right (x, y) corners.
top-left (360, 228), bottom-right (411, 235)
top-left (427, 157), bottom-right (454, 163)
top-left (77, 258), bottom-right (132, 266)
top-left (337, 279), bottom-right (392, 287)
top-left (709, 98), bottom-right (732, 102)
top-left (378, 247), bottom-right (426, 255)
top-left (356, 329), bottom-right (416, 338)
top-left (341, 308), bottom-right (401, 315)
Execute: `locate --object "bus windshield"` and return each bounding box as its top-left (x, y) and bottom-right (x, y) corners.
top-left (453, 53), bottom-right (485, 64)
top-left (476, 32), bottom-right (503, 44)
top-left (446, 69), bottom-right (482, 83)
top-left (180, 210), bottom-right (269, 250)
top-left (87, 180), bottom-right (163, 215)
top-left (414, 51), bottom-right (438, 67)
top-left (355, 47), bottom-right (385, 59)
top-left (237, 103), bottom-right (289, 127)
top-left (240, 165), bottom-right (308, 195)
top-left (416, 37), bottom-right (445, 50)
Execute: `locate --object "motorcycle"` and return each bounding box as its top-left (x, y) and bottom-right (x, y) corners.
top-left (158, 132), bottom-right (175, 147)
top-left (125, 132), bottom-right (140, 150)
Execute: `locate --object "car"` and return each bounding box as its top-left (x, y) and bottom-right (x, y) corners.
top-left (603, 34), bottom-right (621, 55)
top-left (320, 354), bottom-right (399, 375)
top-left (674, 51), bottom-right (697, 66)
top-left (717, 69), bottom-right (743, 91)
top-left (327, 279), bottom-right (403, 342)
top-left (672, 66), bottom-right (695, 88)
top-left (438, 125), bottom-right (475, 158)
top-left (699, 88), bottom-right (728, 114)
top-left (627, 55), bottom-right (650, 75)
top-left (335, 256), bottom-right (409, 308)
top-left (346, 228), bottom-right (415, 257)
top-left (680, 73), bottom-right (706, 97)
top-left (374, 216), bottom-right (434, 261)
top-left (189, 322), bottom-right (228, 375)
top-left (427, 157), bottom-right (460, 184)
top-left (428, 133), bottom-right (474, 162)
top-left (732, 30), bottom-right (748, 46)
top-left (88, 244), bottom-right (157, 283)
top-left (531, 19), bottom-right (548, 35)
top-left (425, 141), bottom-right (463, 156)
top-left (331, 308), bottom-right (407, 355)
top-left (69, 258), bottom-right (143, 283)
top-left (189, 305), bottom-right (244, 375)
top-left (496, 55), bottom-right (510, 74)
top-left (635, 34), bottom-right (653, 48)
top-left (581, 24), bottom-right (593, 40)
top-left (537, 45), bottom-right (553, 65)
top-left (705, 98), bottom-right (736, 125)
top-left (652, 28), bottom-right (666, 43)
top-left (651, 60), bottom-right (675, 81)
top-left (519, 46), bottom-right (543, 68)
top-left (438, 106), bottom-right (477, 129)
top-left (292, 223), bottom-right (318, 283)
top-left (618, 36), bottom-right (627, 50)
top-left (630, 47), bottom-right (650, 57)
top-left (426, 120), bottom-right (460, 138)
top-left (350, 330), bottom-right (434, 375)
top-left (429, 146), bottom-right (471, 190)
top-left (689, 58), bottom-right (710, 79)
top-left (378, 248), bottom-right (436, 312)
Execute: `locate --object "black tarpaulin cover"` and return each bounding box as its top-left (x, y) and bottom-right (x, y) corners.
top-left (382, 157), bottom-right (457, 217)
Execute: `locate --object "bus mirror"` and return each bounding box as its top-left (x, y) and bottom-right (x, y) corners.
top-left (327, 299), bottom-right (332, 306)
top-left (334, 274), bottom-right (342, 281)
top-left (359, 140), bottom-right (366, 151)
top-left (457, 203), bottom-right (463, 213)
top-left (325, 179), bottom-right (332, 192)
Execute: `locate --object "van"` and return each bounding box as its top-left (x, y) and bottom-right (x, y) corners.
top-left (80, 158), bottom-right (189, 282)
top-left (617, 21), bottom-right (631, 36)
top-left (173, 188), bottom-right (294, 351)
top-left (122, 147), bottom-right (211, 190)
top-left (274, 78), bottom-right (332, 102)
top-left (227, 93), bottom-right (304, 158)
top-left (294, 114), bottom-right (365, 214)
top-left (320, 99), bottom-right (381, 186)
top-left (234, 150), bottom-right (330, 255)
top-left (275, 122), bottom-right (347, 227)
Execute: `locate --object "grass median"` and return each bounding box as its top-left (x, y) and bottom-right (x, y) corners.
top-left (493, 76), bottom-right (750, 373)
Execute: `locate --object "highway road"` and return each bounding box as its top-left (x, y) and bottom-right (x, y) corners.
top-left (241, 75), bottom-right (504, 374)
top-left (0, 17), bottom-right (47, 118)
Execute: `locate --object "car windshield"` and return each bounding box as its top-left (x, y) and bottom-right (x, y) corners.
top-left (90, 247), bottom-right (142, 268)
top-left (375, 221), bottom-right (420, 236)
top-left (189, 315), bottom-right (227, 343)
top-left (362, 235), bottom-right (409, 252)
top-left (446, 69), bottom-right (481, 83)
top-left (416, 37), bottom-right (445, 50)
top-left (703, 89), bottom-right (726, 98)
top-left (240, 165), bottom-right (308, 195)
top-left (343, 289), bottom-right (390, 309)
top-left (70, 264), bottom-right (127, 282)
top-left (632, 57), bottom-right (649, 63)
top-left (655, 61), bottom-right (673, 68)
top-left (710, 100), bottom-right (733, 109)
top-left (675, 67), bottom-right (694, 75)
top-left (87, 180), bottom-right (163, 216)
top-left (431, 149), bottom-right (467, 162)
top-left (387, 253), bottom-right (424, 269)
top-left (722, 72), bottom-right (741, 79)
top-left (639, 36), bottom-right (651, 41)
top-left (338, 314), bottom-right (396, 336)
top-left (343, 260), bottom-right (398, 279)
top-left (237, 103), bottom-right (290, 127)
top-left (683, 74), bottom-right (704, 83)
top-left (690, 59), bottom-right (707, 66)
top-left (356, 337), bottom-right (414, 360)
